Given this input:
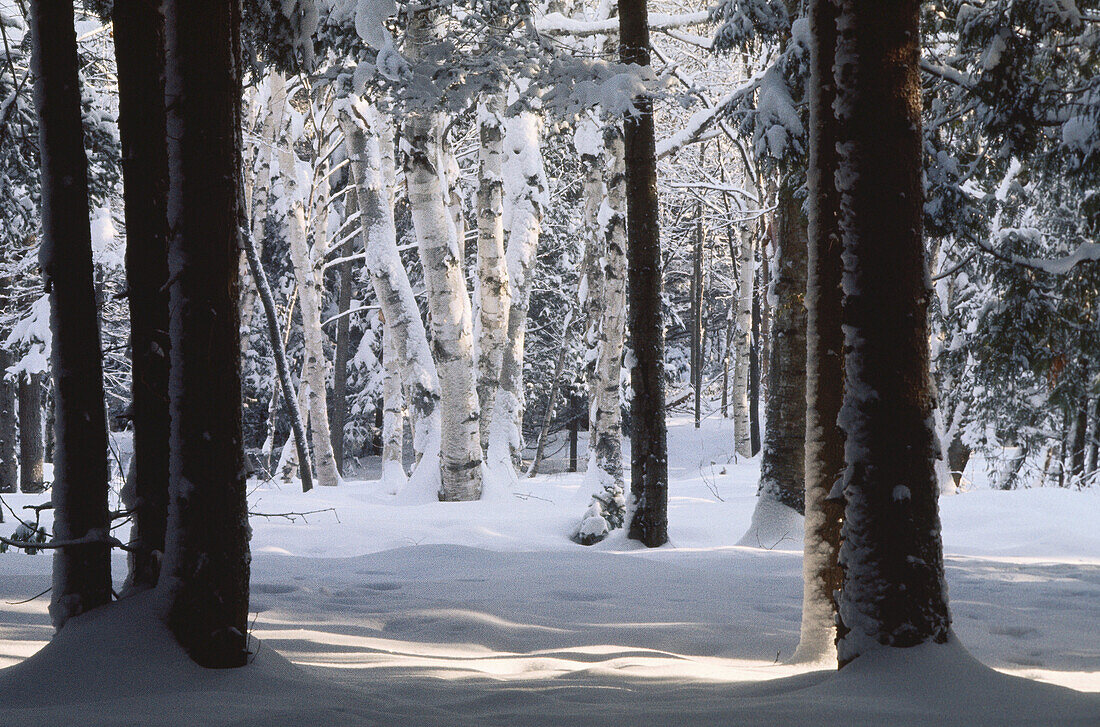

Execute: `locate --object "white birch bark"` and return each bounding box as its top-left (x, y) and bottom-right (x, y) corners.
top-left (278, 133), bottom-right (341, 488)
top-left (732, 186), bottom-right (756, 459)
top-left (338, 102), bottom-right (443, 498)
top-left (475, 94), bottom-right (511, 454)
top-left (381, 320), bottom-right (407, 492)
top-left (488, 108), bottom-right (547, 480)
top-left (576, 122), bottom-right (628, 543)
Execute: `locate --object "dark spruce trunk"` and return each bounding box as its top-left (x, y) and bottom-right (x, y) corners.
top-left (30, 0), bottom-right (113, 629)
top-left (796, 0), bottom-right (845, 658)
top-left (331, 237), bottom-right (354, 475)
top-left (19, 374), bottom-right (45, 493)
top-left (947, 433), bottom-right (971, 489)
top-left (163, 0), bottom-right (250, 667)
top-left (620, 0), bottom-right (668, 548)
top-left (834, 0), bottom-right (950, 665)
top-left (0, 320), bottom-right (16, 495)
top-left (113, 0), bottom-right (171, 591)
top-left (757, 179), bottom-right (807, 514)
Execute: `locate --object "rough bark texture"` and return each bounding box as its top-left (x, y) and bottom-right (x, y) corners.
top-left (757, 180), bottom-right (808, 515)
top-left (162, 0), bottom-right (250, 666)
top-left (576, 124), bottom-right (628, 544)
top-left (340, 103), bottom-right (443, 495)
top-left (491, 109), bottom-right (547, 475)
top-left (475, 94), bottom-right (510, 454)
top-left (793, 0), bottom-right (845, 664)
top-left (279, 139), bottom-right (341, 488)
top-left (834, 0), bottom-right (951, 666)
top-left (18, 374), bottom-right (45, 494)
top-left (113, 0), bottom-right (171, 591)
top-left (30, 0), bottom-right (113, 629)
top-left (620, 0), bottom-right (669, 548)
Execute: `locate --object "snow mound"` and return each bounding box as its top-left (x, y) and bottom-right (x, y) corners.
top-left (737, 496), bottom-right (804, 549)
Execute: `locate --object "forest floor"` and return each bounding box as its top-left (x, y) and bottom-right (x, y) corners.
top-left (0, 415), bottom-right (1098, 725)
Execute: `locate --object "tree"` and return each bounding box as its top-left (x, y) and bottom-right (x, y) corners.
top-left (161, 0), bottom-right (251, 667)
top-left (112, 0), bottom-right (171, 591)
top-left (30, 0), bottom-right (112, 629)
top-left (18, 373), bottom-right (44, 493)
top-left (620, 0), bottom-right (669, 548)
top-left (833, 0), bottom-right (950, 666)
top-left (793, 0), bottom-right (844, 664)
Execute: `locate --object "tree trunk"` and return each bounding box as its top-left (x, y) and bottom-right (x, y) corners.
top-left (947, 434), bottom-right (971, 489)
top-left (834, 0), bottom-right (950, 666)
top-left (30, 0), bottom-right (113, 629)
top-left (576, 124), bottom-right (628, 544)
top-left (380, 319), bottom-right (406, 489)
top-left (113, 0), bottom-right (171, 591)
top-left (162, 0), bottom-right (250, 666)
top-left (489, 109), bottom-right (547, 477)
top-left (793, 0), bottom-right (845, 664)
top-left (18, 374), bottom-right (45, 494)
top-left (620, 0), bottom-right (669, 548)
top-left (279, 135), bottom-right (341, 488)
top-left (330, 212), bottom-right (354, 476)
top-left (732, 205), bottom-right (756, 457)
top-left (475, 93), bottom-right (511, 454)
top-left (1070, 395), bottom-right (1088, 484)
top-left (0, 346), bottom-right (16, 495)
top-left (692, 203), bottom-right (704, 430)
top-left (755, 179), bottom-right (808, 515)
top-left (750, 265), bottom-right (761, 455)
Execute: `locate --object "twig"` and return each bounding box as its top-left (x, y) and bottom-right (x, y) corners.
top-left (248, 507), bottom-right (340, 524)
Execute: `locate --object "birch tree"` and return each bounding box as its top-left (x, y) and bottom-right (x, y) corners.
top-left (340, 100), bottom-right (443, 496)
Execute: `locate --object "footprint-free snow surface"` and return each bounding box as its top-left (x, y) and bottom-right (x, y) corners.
top-left (0, 416), bottom-right (1098, 725)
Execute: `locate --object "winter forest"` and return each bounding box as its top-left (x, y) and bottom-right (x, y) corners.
top-left (0, 0), bottom-right (1098, 723)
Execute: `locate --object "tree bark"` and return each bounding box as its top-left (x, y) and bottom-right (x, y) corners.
top-left (162, 0), bottom-right (250, 666)
top-left (339, 103), bottom-right (443, 495)
top-left (113, 0), bottom-right (171, 591)
top-left (30, 0), bottom-right (113, 629)
top-left (330, 212), bottom-right (354, 475)
top-left (756, 179), bottom-right (808, 514)
top-left (18, 374), bottom-right (45, 494)
top-left (794, 0), bottom-right (845, 664)
top-left (834, 0), bottom-right (950, 666)
top-left (0, 347), bottom-right (16, 495)
top-left (691, 202), bottom-right (704, 430)
top-left (750, 265), bottom-right (761, 455)
top-left (620, 0), bottom-right (669, 548)
top-left (475, 94), bottom-right (511, 454)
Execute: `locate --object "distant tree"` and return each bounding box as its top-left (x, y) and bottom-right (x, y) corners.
top-left (161, 0), bottom-right (251, 667)
top-left (833, 0), bottom-right (951, 666)
top-left (29, 0), bottom-right (112, 629)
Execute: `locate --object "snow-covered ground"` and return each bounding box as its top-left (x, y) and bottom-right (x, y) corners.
top-left (0, 416), bottom-right (1098, 725)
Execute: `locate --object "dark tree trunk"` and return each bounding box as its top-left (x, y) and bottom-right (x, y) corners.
top-left (757, 179), bottom-right (807, 514)
top-left (113, 0), bottom-right (171, 591)
top-left (947, 433), bottom-right (971, 489)
top-left (750, 265), bottom-right (761, 455)
top-left (162, 0), bottom-right (250, 668)
top-left (796, 0), bottom-right (845, 660)
top-left (330, 236), bottom-right (354, 475)
top-left (692, 205), bottom-right (704, 429)
top-left (1070, 396), bottom-right (1087, 482)
top-left (620, 0), bottom-right (668, 548)
top-left (834, 0), bottom-right (950, 666)
top-left (30, 0), bottom-right (113, 629)
top-left (18, 374), bottom-right (45, 494)
top-left (0, 295), bottom-right (17, 494)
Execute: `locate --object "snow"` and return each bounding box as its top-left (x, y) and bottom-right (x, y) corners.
top-left (0, 416), bottom-right (1098, 724)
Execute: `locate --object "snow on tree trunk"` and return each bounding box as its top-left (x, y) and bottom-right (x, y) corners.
top-left (793, 0), bottom-right (845, 665)
top-left (278, 130), bottom-right (341, 488)
top-left (240, 73), bottom-right (287, 357)
top-left (740, 178), bottom-right (807, 548)
top-left (489, 108), bottom-right (547, 484)
top-left (475, 94), bottom-right (511, 455)
top-left (620, 0), bottom-right (669, 548)
top-left (161, 0), bottom-right (250, 667)
top-left (113, 0), bottom-right (171, 592)
top-left (833, 0), bottom-right (951, 666)
top-left (380, 320), bottom-right (407, 492)
top-left (30, 0), bottom-right (113, 628)
top-left (732, 185), bottom-right (756, 459)
top-left (575, 121), bottom-right (628, 545)
top-left (18, 374), bottom-right (45, 494)
top-left (339, 102), bottom-right (443, 499)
